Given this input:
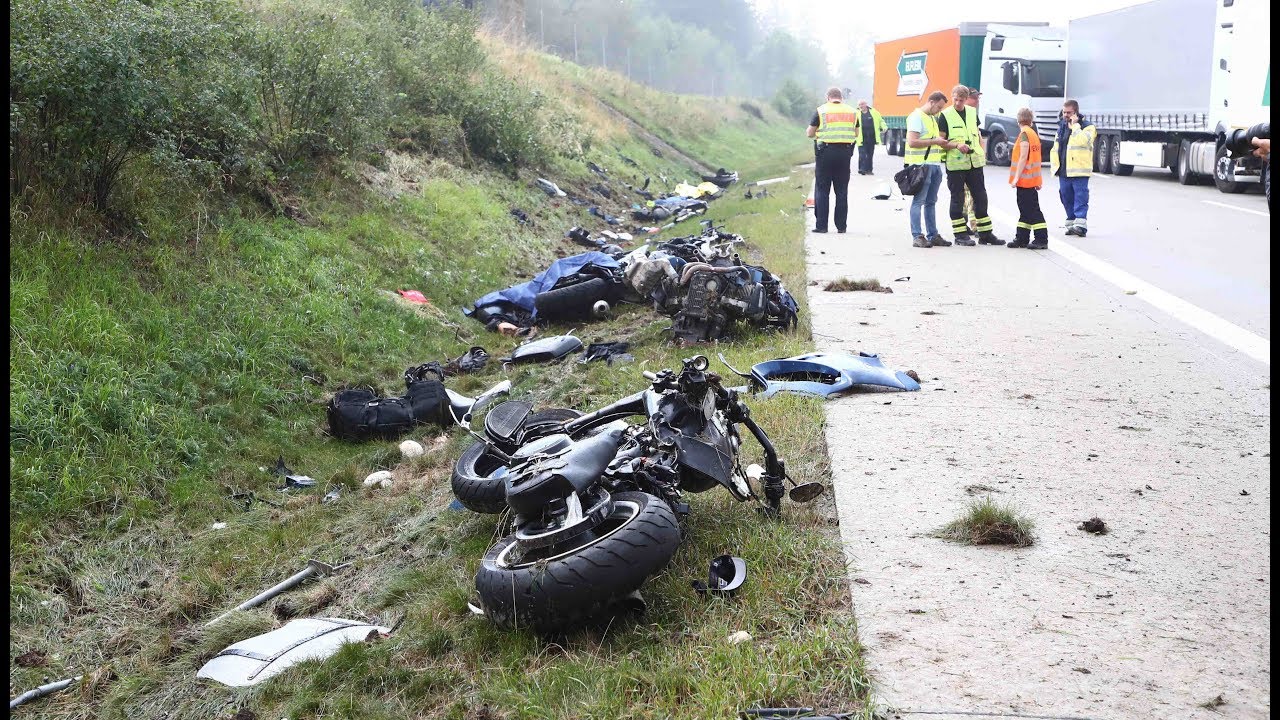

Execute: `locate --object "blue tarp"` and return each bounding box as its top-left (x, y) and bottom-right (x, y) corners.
top-left (470, 251), bottom-right (619, 318)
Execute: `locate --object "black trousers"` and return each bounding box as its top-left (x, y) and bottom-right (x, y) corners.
top-left (857, 143), bottom-right (875, 173)
top-left (814, 143), bottom-right (854, 231)
top-left (946, 167), bottom-right (992, 236)
top-left (1015, 186), bottom-right (1048, 240)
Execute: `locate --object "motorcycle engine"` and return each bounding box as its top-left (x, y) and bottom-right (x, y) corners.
top-left (670, 269), bottom-right (766, 344)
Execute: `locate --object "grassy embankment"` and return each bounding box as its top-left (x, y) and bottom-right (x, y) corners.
top-left (9, 28), bottom-right (866, 720)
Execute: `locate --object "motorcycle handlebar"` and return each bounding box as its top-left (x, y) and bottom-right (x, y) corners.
top-left (642, 371), bottom-right (658, 381)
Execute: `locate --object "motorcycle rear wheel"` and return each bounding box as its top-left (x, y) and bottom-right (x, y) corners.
top-left (475, 491), bottom-right (681, 633)
top-left (451, 408), bottom-right (582, 513)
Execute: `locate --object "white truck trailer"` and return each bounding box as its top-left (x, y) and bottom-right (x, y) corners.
top-left (1064, 0), bottom-right (1270, 194)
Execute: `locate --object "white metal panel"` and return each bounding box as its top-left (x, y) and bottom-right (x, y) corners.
top-left (1118, 141), bottom-right (1165, 167)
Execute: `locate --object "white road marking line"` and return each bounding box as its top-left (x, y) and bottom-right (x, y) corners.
top-left (1202, 200), bottom-right (1271, 218)
top-left (987, 208), bottom-right (1270, 365)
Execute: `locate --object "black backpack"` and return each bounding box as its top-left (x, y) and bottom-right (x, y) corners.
top-left (893, 164), bottom-right (928, 195)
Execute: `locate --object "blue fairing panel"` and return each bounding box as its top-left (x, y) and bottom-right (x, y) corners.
top-left (750, 352), bottom-right (920, 398)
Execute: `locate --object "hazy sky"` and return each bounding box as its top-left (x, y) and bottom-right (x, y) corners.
top-left (751, 0), bottom-right (1152, 70)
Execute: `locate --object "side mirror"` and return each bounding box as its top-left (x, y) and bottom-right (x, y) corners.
top-left (1002, 61), bottom-right (1019, 94)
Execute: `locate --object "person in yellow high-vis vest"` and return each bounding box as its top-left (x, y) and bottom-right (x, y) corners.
top-left (1006, 108), bottom-right (1049, 249)
top-left (806, 87), bottom-right (857, 233)
top-left (905, 91), bottom-right (955, 248)
top-left (1051, 99), bottom-right (1097, 236)
top-left (936, 85), bottom-right (1003, 246)
top-left (853, 100), bottom-right (887, 175)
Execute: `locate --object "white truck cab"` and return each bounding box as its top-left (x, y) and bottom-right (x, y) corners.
top-left (977, 24), bottom-right (1068, 165)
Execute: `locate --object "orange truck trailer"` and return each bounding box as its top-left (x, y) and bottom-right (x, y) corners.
top-left (872, 23), bottom-right (1066, 164)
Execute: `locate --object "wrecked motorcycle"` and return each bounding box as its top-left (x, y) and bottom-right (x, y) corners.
top-left (450, 356), bottom-right (824, 631)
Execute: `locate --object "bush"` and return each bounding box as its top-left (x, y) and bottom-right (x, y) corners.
top-left (10, 0), bottom-right (257, 209)
top-left (772, 78), bottom-right (814, 122)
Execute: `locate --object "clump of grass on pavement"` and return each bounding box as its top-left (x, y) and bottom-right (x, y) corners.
top-left (935, 497), bottom-right (1036, 547)
top-left (822, 277), bottom-right (890, 293)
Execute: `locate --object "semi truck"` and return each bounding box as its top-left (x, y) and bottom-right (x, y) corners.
top-left (873, 23), bottom-right (1066, 162)
top-left (1064, 0), bottom-right (1270, 195)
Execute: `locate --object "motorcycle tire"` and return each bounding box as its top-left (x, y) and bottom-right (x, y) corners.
top-left (475, 491), bottom-right (681, 633)
top-left (450, 408), bottom-right (582, 513)
top-left (534, 277), bottom-right (610, 322)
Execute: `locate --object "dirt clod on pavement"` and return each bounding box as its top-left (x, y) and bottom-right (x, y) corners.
top-left (1079, 517), bottom-right (1109, 534)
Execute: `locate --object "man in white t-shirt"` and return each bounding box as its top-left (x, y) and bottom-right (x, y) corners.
top-left (904, 91), bottom-right (957, 248)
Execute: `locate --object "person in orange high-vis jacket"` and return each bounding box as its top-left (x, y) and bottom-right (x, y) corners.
top-left (1007, 108), bottom-right (1048, 249)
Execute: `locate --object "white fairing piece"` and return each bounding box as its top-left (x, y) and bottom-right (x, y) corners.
top-left (197, 618), bottom-right (389, 687)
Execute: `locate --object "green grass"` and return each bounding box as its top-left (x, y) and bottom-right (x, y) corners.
top-left (9, 42), bottom-right (864, 720)
top-left (934, 498), bottom-right (1036, 548)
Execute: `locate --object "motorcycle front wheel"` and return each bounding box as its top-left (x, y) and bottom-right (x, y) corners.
top-left (475, 491), bottom-right (681, 633)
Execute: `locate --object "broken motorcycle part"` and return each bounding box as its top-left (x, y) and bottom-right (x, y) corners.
top-left (197, 618), bottom-right (389, 687)
top-left (9, 676), bottom-right (82, 710)
top-left (205, 560), bottom-right (349, 627)
top-left (503, 335), bottom-right (584, 364)
top-left (739, 352), bottom-right (921, 398)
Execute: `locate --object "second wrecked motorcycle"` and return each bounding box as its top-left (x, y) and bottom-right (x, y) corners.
top-left (449, 356), bottom-right (824, 632)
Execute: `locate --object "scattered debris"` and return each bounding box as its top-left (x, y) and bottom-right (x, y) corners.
top-left (920, 310), bottom-right (941, 315)
top-left (535, 178), bottom-right (566, 197)
top-left (579, 341), bottom-right (633, 365)
top-left (1117, 425), bottom-right (1151, 431)
top-left (397, 289), bottom-right (432, 305)
top-left (693, 555), bottom-right (747, 597)
top-left (853, 578), bottom-right (871, 585)
top-left (363, 470), bottom-right (393, 488)
top-left (1079, 517), bottom-right (1109, 534)
top-left (1124, 290), bottom-right (1138, 295)
top-left (822, 277), bottom-right (892, 293)
top-left (1019, 393), bottom-right (1035, 399)
top-left (907, 609), bottom-right (926, 615)
top-left (894, 276), bottom-right (910, 282)
top-left (727, 631), bottom-right (753, 645)
top-left (509, 208), bottom-right (530, 225)
top-left (904, 370), bottom-right (920, 383)
top-left (270, 457), bottom-right (316, 489)
top-left (399, 440), bottom-right (425, 459)
top-left (731, 351), bottom-right (920, 398)
top-left (503, 334), bottom-right (584, 364)
top-left (1072, 667), bottom-right (1092, 674)
top-left (964, 484), bottom-right (1001, 495)
top-left (322, 487), bottom-right (342, 504)
top-left (211, 521), bottom-right (228, 530)
top-left (1096, 591), bottom-right (1114, 599)
top-left (9, 676), bottom-right (82, 710)
top-left (1240, 489), bottom-right (1250, 496)
top-left (205, 560), bottom-right (350, 628)
top-left (197, 617), bottom-right (389, 687)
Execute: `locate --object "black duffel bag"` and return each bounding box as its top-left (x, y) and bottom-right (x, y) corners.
top-left (326, 378), bottom-right (449, 441)
top-left (893, 164), bottom-right (928, 195)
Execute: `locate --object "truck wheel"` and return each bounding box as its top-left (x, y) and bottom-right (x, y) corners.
top-left (1096, 136), bottom-right (1113, 174)
top-left (534, 277), bottom-right (610, 322)
top-left (1263, 160), bottom-right (1270, 211)
top-left (1214, 144), bottom-right (1247, 194)
top-left (1177, 140), bottom-right (1196, 185)
top-left (989, 132), bottom-right (1012, 166)
top-left (1111, 137), bottom-right (1133, 176)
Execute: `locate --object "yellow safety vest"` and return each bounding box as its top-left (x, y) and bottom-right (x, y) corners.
top-left (853, 108), bottom-right (887, 147)
top-left (815, 101), bottom-right (858, 144)
top-left (903, 109), bottom-right (943, 165)
top-left (940, 105), bottom-right (986, 171)
top-left (1050, 122), bottom-right (1097, 178)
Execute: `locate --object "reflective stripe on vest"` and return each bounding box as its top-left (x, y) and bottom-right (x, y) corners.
top-left (1010, 127), bottom-right (1043, 188)
top-left (903, 110), bottom-right (942, 165)
top-left (816, 101), bottom-right (858, 143)
top-left (940, 106), bottom-right (986, 171)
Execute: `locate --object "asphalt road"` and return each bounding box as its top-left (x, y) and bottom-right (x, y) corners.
top-left (979, 163), bottom-right (1272, 339)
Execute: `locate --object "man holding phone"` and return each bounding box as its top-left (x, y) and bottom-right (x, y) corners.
top-left (1051, 99), bottom-right (1097, 237)
top-left (937, 85), bottom-right (1002, 246)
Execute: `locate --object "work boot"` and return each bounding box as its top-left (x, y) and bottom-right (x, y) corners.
top-left (1074, 228), bottom-right (1087, 237)
top-left (929, 234), bottom-right (952, 247)
top-left (1007, 236), bottom-right (1030, 248)
top-left (952, 233), bottom-right (975, 246)
top-left (978, 232), bottom-right (1005, 245)
top-left (912, 234), bottom-right (932, 248)
top-left (1028, 238), bottom-right (1049, 249)
top-left (812, 228), bottom-right (828, 234)
top-left (1064, 225), bottom-right (1080, 236)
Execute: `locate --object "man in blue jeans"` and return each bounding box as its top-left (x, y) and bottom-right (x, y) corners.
top-left (1051, 99), bottom-right (1097, 236)
top-left (904, 91), bottom-right (955, 247)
